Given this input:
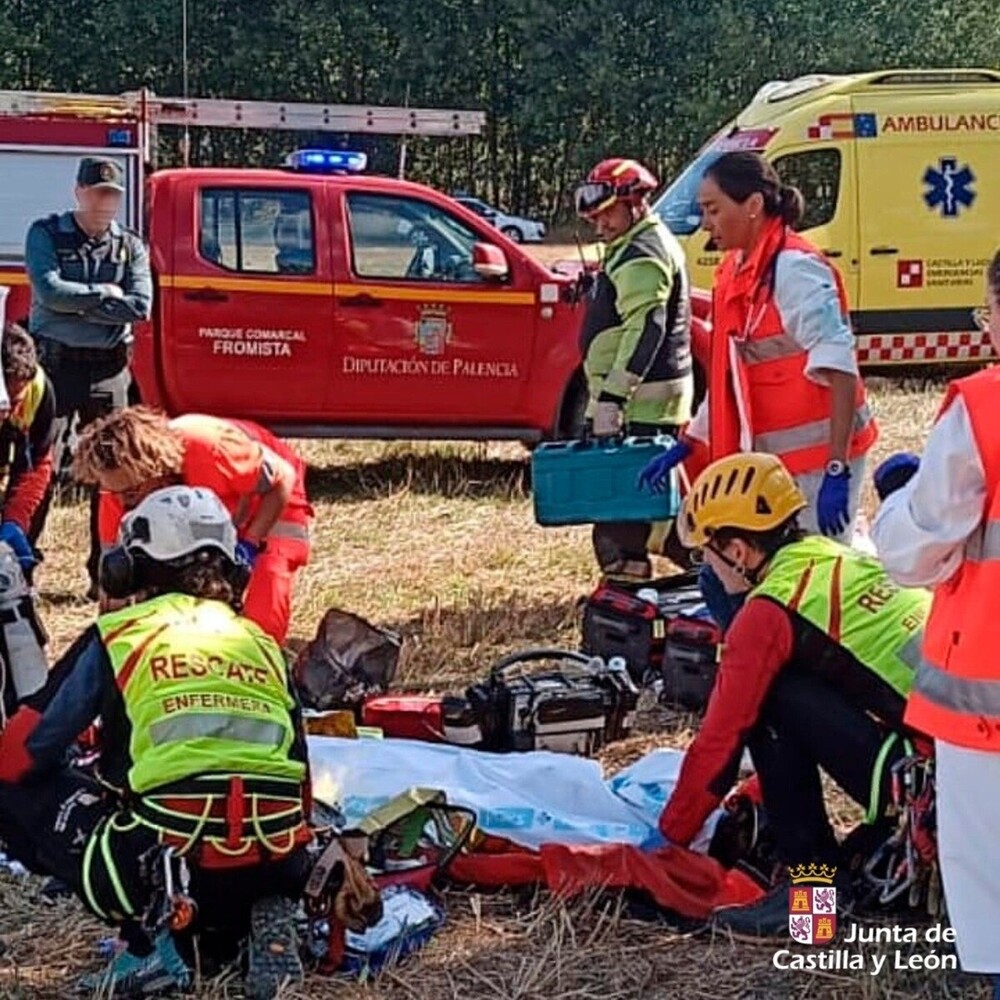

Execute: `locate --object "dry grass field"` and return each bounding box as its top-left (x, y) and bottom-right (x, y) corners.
top-left (0, 247), bottom-right (991, 999)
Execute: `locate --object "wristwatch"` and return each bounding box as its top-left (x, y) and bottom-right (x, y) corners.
top-left (825, 459), bottom-right (849, 477)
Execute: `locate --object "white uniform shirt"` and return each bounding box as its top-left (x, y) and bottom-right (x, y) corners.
top-left (872, 397), bottom-right (986, 587)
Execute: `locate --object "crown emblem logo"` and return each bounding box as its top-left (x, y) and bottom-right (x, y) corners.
top-left (788, 863), bottom-right (837, 885)
top-left (415, 303), bottom-right (452, 356)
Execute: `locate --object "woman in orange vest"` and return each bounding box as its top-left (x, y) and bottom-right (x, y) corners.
top-left (873, 249), bottom-right (1000, 984)
top-left (640, 152), bottom-right (877, 527)
top-left (72, 407), bottom-right (312, 645)
top-left (639, 151), bottom-right (877, 626)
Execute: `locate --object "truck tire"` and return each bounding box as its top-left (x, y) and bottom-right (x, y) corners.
top-left (501, 225), bottom-right (524, 243)
top-left (557, 378), bottom-right (588, 440)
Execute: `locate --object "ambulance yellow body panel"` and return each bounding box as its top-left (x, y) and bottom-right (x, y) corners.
top-left (654, 69), bottom-right (1000, 366)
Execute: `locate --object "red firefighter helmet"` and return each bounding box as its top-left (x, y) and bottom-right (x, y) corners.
top-left (575, 158), bottom-right (659, 219)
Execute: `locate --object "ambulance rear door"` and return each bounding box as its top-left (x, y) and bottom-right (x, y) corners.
top-left (853, 89), bottom-right (996, 352)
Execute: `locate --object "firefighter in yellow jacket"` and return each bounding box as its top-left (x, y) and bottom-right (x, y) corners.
top-left (574, 157), bottom-right (694, 579)
top-left (0, 485), bottom-right (310, 999)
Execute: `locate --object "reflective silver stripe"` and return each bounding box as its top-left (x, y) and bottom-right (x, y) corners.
top-left (753, 402), bottom-right (873, 456)
top-left (965, 520), bottom-right (1000, 563)
top-left (737, 334), bottom-right (802, 365)
top-left (914, 656), bottom-right (1000, 716)
top-left (269, 520), bottom-right (309, 542)
top-left (256, 446), bottom-right (281, 495)
top-left (897, 631), bottom-right (923, 670)
top-left (149, 713), bottom-right (286, 748)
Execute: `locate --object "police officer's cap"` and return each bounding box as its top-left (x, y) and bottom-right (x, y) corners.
top-left (77, 157), bottom-right (125, 192)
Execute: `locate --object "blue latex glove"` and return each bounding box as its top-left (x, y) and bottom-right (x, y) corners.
top-left (817, 470), bottom-right (851, 538)
top-left (639, 830), bottom-right (673, 852)
top-left (637, 440), bottom-right (692, 494)
top-left (235, 539), bottom-right (261, 569)
top-left (0, 522), bottom-right (36, 571)
top-left (874, 452), bottom-right (920, 501)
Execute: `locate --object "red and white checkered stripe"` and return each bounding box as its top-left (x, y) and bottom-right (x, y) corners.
top-left (857, 331), bottom-right (991, 365)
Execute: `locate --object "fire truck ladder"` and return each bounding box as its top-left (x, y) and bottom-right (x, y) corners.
top-left (0, 89), bottom-right (486, 136)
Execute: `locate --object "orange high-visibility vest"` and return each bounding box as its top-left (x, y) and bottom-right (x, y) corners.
top-left (706, 219), bottom-right (877, 475)
top-left (905, 368), bottom-right (1000, 750)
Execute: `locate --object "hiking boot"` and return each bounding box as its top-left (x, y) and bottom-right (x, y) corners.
top-left (711, 881), bottom-right (794, 940)
top-left (77, 930), bottom-right (192, 996)
top-left (245, 895), bottom-right (304, 1000)
top-left (712, 874), bottom-right (853, 942)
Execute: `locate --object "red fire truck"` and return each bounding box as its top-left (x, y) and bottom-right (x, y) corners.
top-left (0, 89), bottom-right (708, 441)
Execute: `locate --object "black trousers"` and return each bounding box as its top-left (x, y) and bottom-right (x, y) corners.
top-left (34, 338), bottom-right (132, 586)
top-left (591, 421), bottom-right (690, 578)
top-left (748, 669), bottom-right (905, 867)
top-left (0, 767), bottom-right (310, 958)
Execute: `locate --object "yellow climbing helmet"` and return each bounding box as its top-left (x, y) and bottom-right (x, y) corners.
top-left (678, 452), bottom-right (807, 548)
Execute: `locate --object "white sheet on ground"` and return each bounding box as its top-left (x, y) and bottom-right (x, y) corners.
top-left (307, 736), bottom-right (720, 854)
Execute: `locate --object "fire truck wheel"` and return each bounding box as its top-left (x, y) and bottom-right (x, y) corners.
top-left (557, 379), bottom-right (588, 440)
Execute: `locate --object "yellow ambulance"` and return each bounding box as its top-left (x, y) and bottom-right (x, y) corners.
top-left (654, 69), bottom-right (1000, 366)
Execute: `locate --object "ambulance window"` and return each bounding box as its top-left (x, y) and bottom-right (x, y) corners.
top-left (199, 189), bottom-right (315, 274)
top-left (346, 193), bottom-right (481, 283)
top-left (773, 150), bottom-right (841, 232)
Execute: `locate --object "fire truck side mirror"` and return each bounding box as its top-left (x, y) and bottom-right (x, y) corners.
top-left (472, 243), bottom-right (509, 282)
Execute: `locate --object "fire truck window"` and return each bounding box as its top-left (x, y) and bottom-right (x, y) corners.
top-left (199, 189), bottom-right (315, 274)
top-left (346, 193), bottom-right (480, 283)
top-left (772, 150), bottom-right (841, 232)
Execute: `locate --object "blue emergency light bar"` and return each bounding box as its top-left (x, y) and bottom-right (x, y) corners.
top-left (285, 149), bottom-right (367, 174)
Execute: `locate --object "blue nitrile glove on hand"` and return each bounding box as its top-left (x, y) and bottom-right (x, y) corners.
top-left (874, 452), bottom-right (920, 501)
top-left (637, 440), bottom-right (692, 494)
top-left (0, 522), bottom-right (36, 572)
top-left (235, 539), bottom-right (261, 569)
top-left (817, 468), bottom-right (851, 537)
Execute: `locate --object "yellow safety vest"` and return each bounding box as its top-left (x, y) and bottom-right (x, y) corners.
top-left (8, 367), bottom-right (46, 435)
top-left (752, 535), bottom-right (929, 700)
top-left (96, 592), bottom-right (305, 795)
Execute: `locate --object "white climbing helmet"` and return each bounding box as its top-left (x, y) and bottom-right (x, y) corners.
top-left (119, 485), bottom-right (237, 564)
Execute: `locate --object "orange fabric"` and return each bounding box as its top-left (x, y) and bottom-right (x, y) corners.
top-left (448, 841), bottom-right (763, 918)
top-left (538, 843), bottom-right (763, 918)
top-left (706, 219), bottom-right (877, 475)
top-left (905, 368), bottom-right (1000, 750)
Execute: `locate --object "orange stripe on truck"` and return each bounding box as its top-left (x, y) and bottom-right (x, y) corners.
top-left (158, 274), bottom-right (535, 306)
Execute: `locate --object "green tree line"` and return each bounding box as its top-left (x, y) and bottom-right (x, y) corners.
top-left (0, 0), bottom-right (996, 221)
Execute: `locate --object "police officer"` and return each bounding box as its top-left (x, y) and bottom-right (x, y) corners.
top-left (0, 486), bottom-right (310, 998)
top-left (24, 156), bottom-right (152, 592)
top-left (574, 158), bottom-right (694, 580)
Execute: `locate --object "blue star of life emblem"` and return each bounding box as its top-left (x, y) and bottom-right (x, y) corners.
top-left (923, 157), bottom-right (976, 218)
